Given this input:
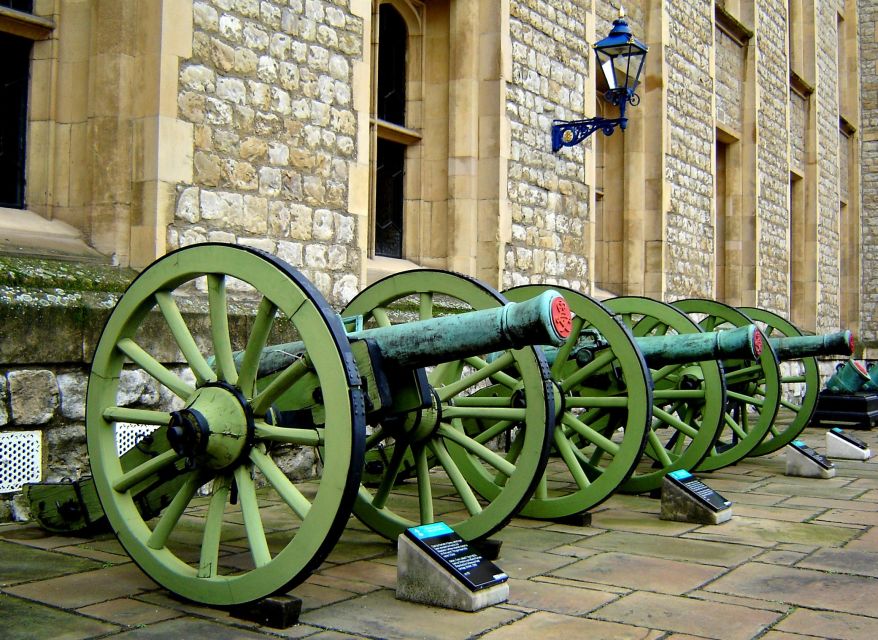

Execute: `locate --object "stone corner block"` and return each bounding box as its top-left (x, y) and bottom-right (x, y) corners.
top-left (7, 370), bottom-right (59, 426)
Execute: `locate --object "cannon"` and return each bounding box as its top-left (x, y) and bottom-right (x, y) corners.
top-left (672, 301), bottom-right (855, 465)
top-left (481, 286), bottom-right (763, 519)
top-left (84, 244), bottom-right (573, 606)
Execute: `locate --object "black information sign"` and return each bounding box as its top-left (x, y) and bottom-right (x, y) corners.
top-left (405, 522), bottom-right (508, 591)
top-left (791, 440), bottom-right (834, 469)
top-left (830, 427), bottom-right (868, 449)
top-left (668, 470), bottom-right (731, 512)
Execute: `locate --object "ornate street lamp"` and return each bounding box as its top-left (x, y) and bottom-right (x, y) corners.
top-left (552, 9), bottom-right (648, 152)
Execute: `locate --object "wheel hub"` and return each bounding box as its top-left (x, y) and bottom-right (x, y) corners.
top-left (167, 382), bottom-right (253, 470)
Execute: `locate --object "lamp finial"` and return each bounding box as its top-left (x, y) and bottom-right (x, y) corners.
top-left (619, 6), bottom-right (625, 18)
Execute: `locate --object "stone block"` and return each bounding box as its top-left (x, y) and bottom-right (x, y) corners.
top-left (786, 444), bottom-right (837, 479)
top-left (660, 475), bottom-right (732, 525)
top-left (396, 534), bottom-right (508, 612)
top-left (8, 370), bottom-right (58, 426)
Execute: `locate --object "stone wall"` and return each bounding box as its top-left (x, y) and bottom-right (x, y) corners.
top-left (815, 1), bottom-right (841, 332)
top-left (790, 91), bottom-right (807, 174)
top-left (171, 0), bottom-right (363, 306)
top-left (715, 26), bottom-right (744, 133)
top-left (502, 0), bottom-right (591, 290)
top-left (664, 0), bottom-right (715, 299)
top-left (861, 0), bottom-right (878, 349)
top-left (754, 0), bottom-right (791, 315)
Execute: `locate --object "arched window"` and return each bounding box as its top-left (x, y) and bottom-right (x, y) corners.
top-left (371, 2), bottom-right (421, 259)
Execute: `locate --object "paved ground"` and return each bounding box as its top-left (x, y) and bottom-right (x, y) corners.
top-left (3, 426), bottom-right (878, 640)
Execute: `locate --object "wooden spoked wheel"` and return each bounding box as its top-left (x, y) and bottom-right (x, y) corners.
top-left (739, 307), bottom-right (820, 457)
top-left (503, 286), bottom-right (653, 519)
top-left (672, 299), bottom-right (781, 471)
top-left (605, 297), bottom-right (725, 494)
top-left (87, 244), bottom-right (365, 605)
top-left (342, 270), bottom-right (554, 541)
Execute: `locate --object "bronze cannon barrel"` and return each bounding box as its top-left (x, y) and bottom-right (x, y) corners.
top-left (635, 324), bottom-right (763, 368)
top-left (243, 289), bottom-right (572, 375)
top-left (769, 330), bottom-right (854, 361)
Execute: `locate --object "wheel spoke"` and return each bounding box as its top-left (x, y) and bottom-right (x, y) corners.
top-left (364, 425), bottom-right (386, 449)
top-left (371, 441), bottom-right (410, 510)
top-left (724, 412), bottom-right (748, 440)
top-left (727, 390), bottom-right (764, 407)
top-left (419, 292), bottom-right (433, 320)
top-left (436, 352), bottom-right (515, 401)
top-left (651, 389), bottom-right (705, 401)
top-left (646, 430), bottom-right (674, 468)
top-left (650, 363), bottom-right (684, 385)
top-left (560, 413), bottom-right (620, 456)
top-left (198, 475), bottom-right (231, 578)
top-left (551, 315), bottom-right (585, 379)
top-left (155, 291), bottom-right (217, 385)
top-left (208, 274), bottom-right (238, 385)
top-left (414, 445), bottom-right (434, 524)
top-left (147, 471), bottom-right (204, 550)
top-left (250, 447), bottom-right (311, 519)
top-left (371, 307), bottom-right (391, 328)
top-left (237, 297), bottom-right (279, 397)
top-left (652, 406), bottom-right (700, 439)
top-left (250, 358), bottom-right (311, 416)
top-left (564, 396), bottom-right (628, 409)
top-left (441, 406), bottom-right (527, 422)
top-left (561, 350), bottom-right (616, 392)
top-left (102, 407), bottom-right (171, 426)
top-left (117, 338), bottom-right (195, 399)
top-left (429, 439), bottom-right (482, 516)
top-left (553, 429), bottom-right (591, 490)
top-left (779, 398), bottom-right (803, 412)
top-left (113, 448), bottom-right (182, 493)
top-left (438, 424), bottom-right (516, 477)
top-left (724, 364), bottom-right (764, 382)
top-left (254, 422), bottom-right (323, 446)
top-left (234, 464), bottom-right (271, 568)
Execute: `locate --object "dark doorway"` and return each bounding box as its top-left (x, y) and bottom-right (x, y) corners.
top-left (0, 1), bottom-right (35, 12)
top-left (0, 32), bottom-right (32, 208)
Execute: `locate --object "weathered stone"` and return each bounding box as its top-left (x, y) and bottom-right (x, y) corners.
top-left (0, 376), bottom-right (8, 426)
top-left (8, 370), bottom-right (58, 425)
top-left (56, 372), bottom-right (87, 421)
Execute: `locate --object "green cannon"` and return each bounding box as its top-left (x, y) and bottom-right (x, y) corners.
top-left (461, 287), bottom-right (763, 521)
top-left (673, 301), bottom-right (855, 464)
top-left (78, 244), bottom-right (576, 606)
top-left (825, 358), bottom-right (871, 393)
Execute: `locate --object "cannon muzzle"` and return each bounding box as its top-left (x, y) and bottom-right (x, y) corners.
top-left (769, 330), bottom-right (854, 361)
top-left (635, 325), bottom-right (763, 367)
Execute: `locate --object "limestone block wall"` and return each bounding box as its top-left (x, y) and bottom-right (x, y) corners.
top-left (815, 2), bottom-right (841, 332)
top-left (171, 0), bottom-right (364, 306)
top-left (663, 0), bottom-right (715, 299)
top-left (790, 91), bottom-right (807, 174)
top-left (861, 0), bottom-right (878, 349)
top-left (754, 0), bottom-right (791, 315)
top-left (502, 0), bottom-right (591, 290)
top-left (715, 26), bottom-right (744, 133)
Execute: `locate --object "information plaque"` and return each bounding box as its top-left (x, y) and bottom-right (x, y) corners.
top-left (791, 440), bottom-right (833, 470)
top-left (404, 522), bottom-right (508, 592)
top-left (830, 427), bottom-right (868, 449)
top-left (667, 470), bottom-right (731, 512)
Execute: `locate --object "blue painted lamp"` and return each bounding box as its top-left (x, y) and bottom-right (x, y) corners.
top-left (552, 9), bottom-right (649, 152)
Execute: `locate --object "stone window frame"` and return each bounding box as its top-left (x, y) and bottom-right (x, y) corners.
top-left (368, 0), bottom-right (424, 263)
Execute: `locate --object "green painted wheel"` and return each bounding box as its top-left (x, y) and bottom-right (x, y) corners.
top-left (605, 297), bottom-right (725, 494)
top-left (87, 244), bottom-right (365, 605)
top-left (342, 270), bottom-right (553, 541)
top-left (672, 299), bottom-right (781, 471)
top-left (739, 307), bottom-right (820, 457)
top-left (504, 286), bottom-right (652, 518)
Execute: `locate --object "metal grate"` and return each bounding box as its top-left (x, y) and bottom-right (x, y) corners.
top-left (0, 431), bottom-right (41, 492)
top-left (116, 424), bottom-right (160, 457)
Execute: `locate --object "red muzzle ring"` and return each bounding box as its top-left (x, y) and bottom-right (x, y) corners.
top-left (849, 332), bottom-right (856, 356)
top-left (752, 328), bottom-right (763, 357)
top-left (551, 297), bottom-right (573, 339)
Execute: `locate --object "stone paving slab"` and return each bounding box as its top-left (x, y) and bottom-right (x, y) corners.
top-left (1, 426), bottom-right (878, 639)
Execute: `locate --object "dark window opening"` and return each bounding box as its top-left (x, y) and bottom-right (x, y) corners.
top-left (0, 32), bottom-right (31, 209)
top-left (377, 4), bottom-right (407, 125)
top-left (0, 1), bottom-right (34, 13)
top-left (374, 138), bottom-right (405, 258)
